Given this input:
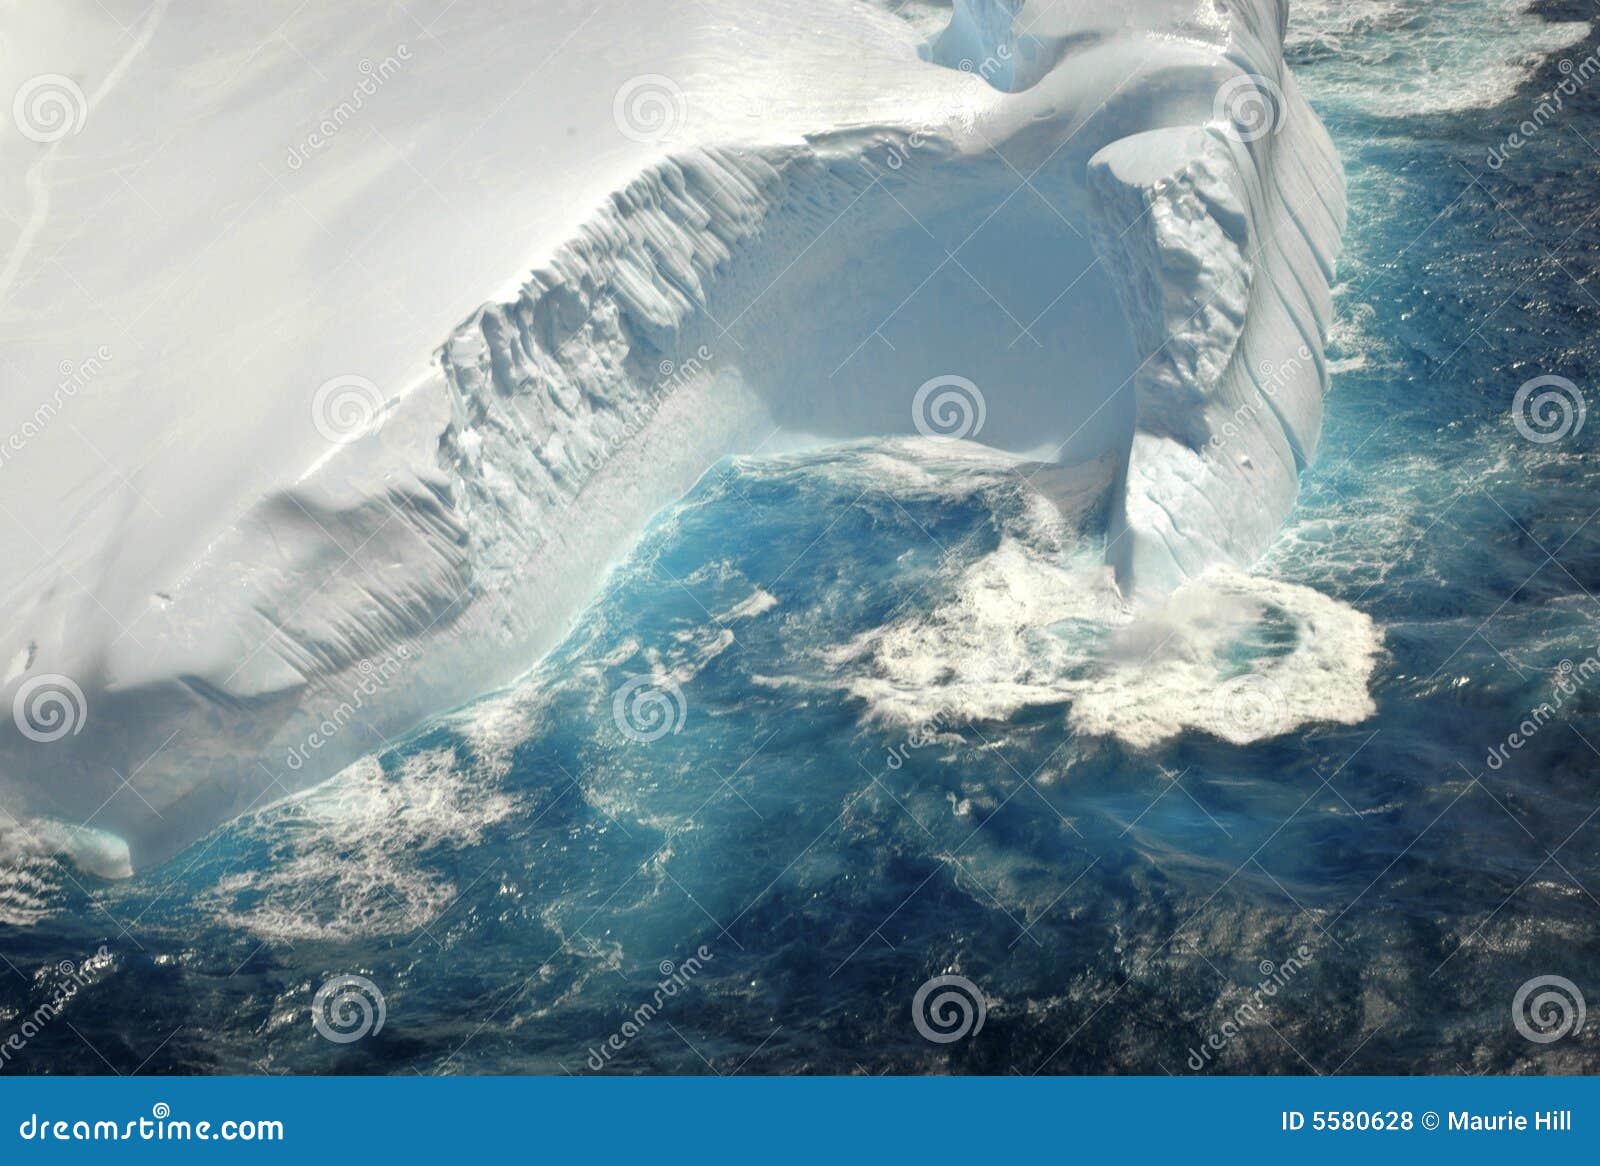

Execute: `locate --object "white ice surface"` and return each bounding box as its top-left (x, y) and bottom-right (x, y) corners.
top-left (0, 0), bottom-right (1344, 870)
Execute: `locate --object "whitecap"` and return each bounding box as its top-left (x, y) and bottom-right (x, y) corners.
top-left (1066, 567), bottom-right (1381, 749)
top-left (1290, 0), bottom-right (1591, 116)
top-left (0, 819), bottom-right (131, 927)
top-left (197, 749), bottom-right (517, 941)
top-left (827, 520), bottom-right (1380, 750)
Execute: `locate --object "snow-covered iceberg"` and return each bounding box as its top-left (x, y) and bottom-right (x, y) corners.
top-left (0, 0), bottom-right (1342, 869)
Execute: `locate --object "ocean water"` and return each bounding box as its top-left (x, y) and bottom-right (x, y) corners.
top-left (5, 0), bottom-right (1600, 1075)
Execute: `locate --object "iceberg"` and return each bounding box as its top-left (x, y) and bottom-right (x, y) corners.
top-left (0, 0), bottom-right (1343, 869)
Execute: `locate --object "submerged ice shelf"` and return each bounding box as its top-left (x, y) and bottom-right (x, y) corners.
top-left (0, 0), bottom-right (1345, 871)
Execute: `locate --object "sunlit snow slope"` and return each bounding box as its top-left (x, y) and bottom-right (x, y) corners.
top-left (0, 0), bottom-right (1343, 868)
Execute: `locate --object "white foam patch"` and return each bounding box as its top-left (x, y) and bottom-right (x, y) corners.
top-left (720, 587), bottom-right (779, 621)
top-left (0, 819), bottom-right (132, 927)
top-left (1290, 0), bottom-right (1591, 116)
top-left (826, 537), bottom-right (1120, 724)
top-left (199, 749), bottom-right (517, 941)
top-left (829, 538), bottom-right (1380, 750)
top-left (0, 831), bottom-right (63, 928)
top-left (1068, 568), bottom-right (1381, 748)
top-left (1323, 297), bottom-right (1397, 378)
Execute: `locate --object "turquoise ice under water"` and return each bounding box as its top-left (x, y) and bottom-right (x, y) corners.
top-left (6, 1), bottom-right (1600, 1074)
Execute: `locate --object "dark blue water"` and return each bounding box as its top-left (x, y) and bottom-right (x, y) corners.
top-left (5, 2), bottom-right (1600, 1075)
